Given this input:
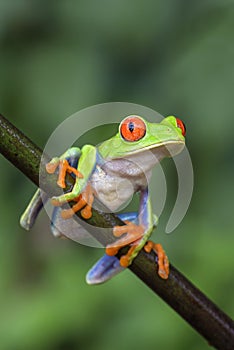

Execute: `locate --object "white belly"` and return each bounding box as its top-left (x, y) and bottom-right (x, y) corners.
top-left (90, 162), bottom-right (151, 212)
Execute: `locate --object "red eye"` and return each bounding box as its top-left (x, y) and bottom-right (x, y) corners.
top-left (176, 118), bottom-right (186, 136)
top-left (120, 116), bottom-right (146, 142)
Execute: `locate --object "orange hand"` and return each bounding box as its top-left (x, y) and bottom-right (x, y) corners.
top-left (46, 161), bottom-right (59, 174)
top-left (46, 159), bottom-right (83, 189)
top-left (60, 184), bottom-right (95, 220)
top-left (57, 159), bottom-right (83, 189)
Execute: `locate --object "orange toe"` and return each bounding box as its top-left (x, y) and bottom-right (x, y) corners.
top-left (119, 255), bottom-right (130, 267)
top-left (106, 247), bottom-right (120, 256)
top-left (46, 162), bottom-right (59, 174)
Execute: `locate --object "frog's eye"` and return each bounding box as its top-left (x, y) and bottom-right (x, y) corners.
top-left (120, 116), bottom-right (146, 142)
top-left (176, 118), bottom-right (186, 136)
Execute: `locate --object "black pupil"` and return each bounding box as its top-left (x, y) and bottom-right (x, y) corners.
top-left (128, 121), bottom-right (135, 132)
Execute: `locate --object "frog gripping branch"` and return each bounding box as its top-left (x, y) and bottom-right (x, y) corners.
top-left (2, 112), bottom-right (233, 348)
top-left (20, 115), bottom-right (186, 284)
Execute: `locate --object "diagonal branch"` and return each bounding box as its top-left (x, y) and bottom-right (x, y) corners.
top-left (0, 113), bottom-right (234, 350)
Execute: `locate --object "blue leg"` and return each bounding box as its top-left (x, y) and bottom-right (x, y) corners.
top-left (115, 190), bottom-right (169, 279)
top-left (117, 212), bottom-right (138, 223)
top-left (85, 212), bottom-right (138, 285)
top-left (65, 155), bottom-right (78, 178)
top-left (86, 254), bottom-right (125, 285)
top-left (105, 188), bottom-right (156, 266)
top-left (51, 207), bottom-right (63, 237)
top-left (20, 189), bottom-right (48, 230)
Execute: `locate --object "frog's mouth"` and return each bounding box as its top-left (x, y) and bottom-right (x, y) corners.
top-left (104, 140), bottom-right (185, 179)
top-left (122, 140), bottom-right (185, 159)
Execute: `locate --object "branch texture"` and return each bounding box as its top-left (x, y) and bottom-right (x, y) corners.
top-left (0, 114), bottom-right (234, 350)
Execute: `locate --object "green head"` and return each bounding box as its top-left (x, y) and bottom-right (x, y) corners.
top-left (98, 115), bottom-right (186, 160)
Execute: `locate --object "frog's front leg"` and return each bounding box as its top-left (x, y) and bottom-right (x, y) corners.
top-left (46, 147), bottom-right (82, 188)
top-left (47, 145), bottom-right (97, 210)
top-left (20, 147), bottom-right (85, 231)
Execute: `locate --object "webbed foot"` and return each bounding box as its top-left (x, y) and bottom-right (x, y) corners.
top-left (46, 158), bottom-right (83, 188)
top-left (46, 157), bottom-right (95, 220)
top-left (106, 221), bottom-right (144, 254)
top-left (59, 183), bottom-right (95, 220)
top-left (144, 240), bottom-right (169, 279)
top-left (105, 221), bottom-right (145, 267)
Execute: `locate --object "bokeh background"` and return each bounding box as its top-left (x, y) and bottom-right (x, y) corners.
top-left (0, 1), bottom-right (234, 349)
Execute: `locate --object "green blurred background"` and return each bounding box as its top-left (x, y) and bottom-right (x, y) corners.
top-left (0, 1), bottom-right (234, 349)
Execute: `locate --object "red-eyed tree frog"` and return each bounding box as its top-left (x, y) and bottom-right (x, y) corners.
top-left (20, 115), bottom-right (186, 284)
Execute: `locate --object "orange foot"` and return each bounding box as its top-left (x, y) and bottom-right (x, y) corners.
top-left (106, 244), bottom-right (141, 268)
top-left (144, 240), bottom-right (169, 279)
top-left (106, 221), bottom-right (144, 256)
top-left (119, 245), bottom-right (139, 268)
top-left (46, 159), bottom-right (83, 189)
top-left (105, 221), bottom-right (144, 268)
top-left (59, 183), bottom-right (95, 220)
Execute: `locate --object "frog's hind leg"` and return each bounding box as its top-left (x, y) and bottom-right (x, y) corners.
top-left (86, 212), bottom-right (138, 285)
top-left (86, 254), bottom-right (125, 285)
top-left (105, 211), bottom-right (145, 256)
top-left (20, 189), bottom-right (48, 230)
top-left (50, 207), bottom-right (64, 238)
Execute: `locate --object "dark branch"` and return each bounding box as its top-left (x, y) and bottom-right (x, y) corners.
top-left (0, 113), bottom-right (234, 350)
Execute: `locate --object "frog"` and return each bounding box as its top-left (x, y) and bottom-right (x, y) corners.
top-left (20, 115), bottom-right (186, 284)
